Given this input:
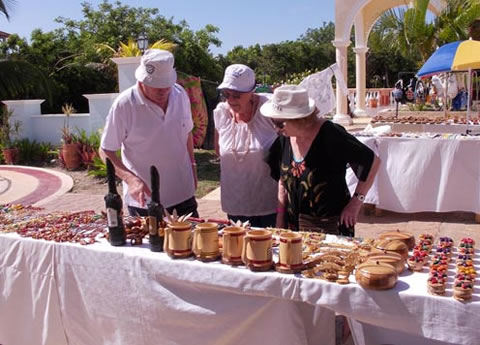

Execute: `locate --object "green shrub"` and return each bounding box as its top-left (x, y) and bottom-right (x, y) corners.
top-left (15, 138), bottom-right (55, 165)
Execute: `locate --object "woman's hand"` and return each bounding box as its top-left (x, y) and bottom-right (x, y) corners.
top-left (126, 175), bottom-right (151, 207)
top-left (340, 198), bottom-right (363, 228)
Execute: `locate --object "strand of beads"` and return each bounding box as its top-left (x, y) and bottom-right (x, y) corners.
top-left (0, 204), bottom-right (43, 233)
top-left (453, 238), bottom-right (476, 302)
top-left (16, 211), bottom-right (106, 245)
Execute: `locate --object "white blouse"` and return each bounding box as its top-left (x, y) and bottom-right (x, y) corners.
top-left (214, 94), bottom-right (278, 216)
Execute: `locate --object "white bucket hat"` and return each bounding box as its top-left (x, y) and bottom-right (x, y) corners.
top-left (218, 64), bottom-right (256, 92)
top-left (260, 85), bottom-right (316, 119)
top-left (135, 49), bottom-right (177, 88)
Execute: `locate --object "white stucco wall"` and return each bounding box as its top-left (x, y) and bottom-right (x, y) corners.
top-left (2, 93), bottom-right (119, 146)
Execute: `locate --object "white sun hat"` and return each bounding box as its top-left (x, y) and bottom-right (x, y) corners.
top-left (260, 85), bottom-right (316, 119)
top-left (135, 49), bottom-right (177, 88)
top-left (217, 64), bottom-right (256, 92)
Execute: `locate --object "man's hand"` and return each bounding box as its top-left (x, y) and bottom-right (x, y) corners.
top-left (126, 175), bottom-right (152, 207)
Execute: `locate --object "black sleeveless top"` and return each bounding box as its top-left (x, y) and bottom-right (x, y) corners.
top-left (267, 121), bottom-right (374, 230)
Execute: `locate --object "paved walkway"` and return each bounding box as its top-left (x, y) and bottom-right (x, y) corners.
top-left (0, 165), bottom-right (73, 206)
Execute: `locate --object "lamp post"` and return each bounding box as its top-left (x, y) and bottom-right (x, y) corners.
top-left (137, 32), bottom-right (149, 54)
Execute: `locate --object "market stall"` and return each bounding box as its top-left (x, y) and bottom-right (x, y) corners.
top-left (0, 208), bottom-right (479, 345)
top-left (347, 134), bottom-right (480, 215)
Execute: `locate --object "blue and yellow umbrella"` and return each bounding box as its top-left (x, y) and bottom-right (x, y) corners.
top-left (417, 40), bottom-right (480, 78)
top-left (417, 40), bottom-right (480, 127)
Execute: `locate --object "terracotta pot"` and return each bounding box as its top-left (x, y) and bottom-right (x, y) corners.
top-left (369, 98), bottom-right (378, 108)
top-left (62, 143), bottom-right (81, 170)
top-left (2, 148), bottom-right (19, 165)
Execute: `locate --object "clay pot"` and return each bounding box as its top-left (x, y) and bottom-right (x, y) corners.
top-left (379, 230), bottom-right (415, 250)
top-left (355, 261), bottom-right (398, 290)
top-left (2, 148), bottom-right (19, 165)
top-left (62, 143), bottom-right (81, 170)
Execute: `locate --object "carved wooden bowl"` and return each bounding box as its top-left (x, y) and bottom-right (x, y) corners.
top-left (366, 251), bottom-right (406, 274)
top-left (355, 261), bottom-right (398, 290)
top-left (375, 239), bottom-right (409, 260)
top-left (378, 230), bottom-right (415, 250)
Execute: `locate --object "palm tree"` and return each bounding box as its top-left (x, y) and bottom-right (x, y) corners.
top-left (0, 0), bottom-right (12, 19)
top-left (0, 59), bottom-right (52, 104)
top-left (373, 0), bottom-right (480, 66)
top-left (435, 0), bottom-right (480, 44)
top-left (470, 18), bottom-right (480, 40)
top-left (373, 0), bottom-right (435, 65)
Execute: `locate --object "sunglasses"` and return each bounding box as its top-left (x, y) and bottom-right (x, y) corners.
top-left (220, 90), bottom-right (244, 100)
top-left (272, 120), bottom-right (287, 129)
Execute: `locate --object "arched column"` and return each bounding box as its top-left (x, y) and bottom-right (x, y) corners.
top-left (353, 47), bottom-right (369, 116)
top-left (332, 40), bottom-right (352, 125)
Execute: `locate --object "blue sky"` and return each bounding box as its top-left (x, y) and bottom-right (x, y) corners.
top-left (0, 0), bottom-right (336, 55)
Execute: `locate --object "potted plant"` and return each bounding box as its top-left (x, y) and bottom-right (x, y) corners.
top-left (0, 107), bottom-right (22, 164)
top-left (60, 103), bottom-right (81, 170)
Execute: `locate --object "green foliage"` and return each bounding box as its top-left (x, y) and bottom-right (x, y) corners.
top-left (87, 156), bottom-right (107, 178)
top-left (282, 69), bottom-right (320, 85)
top-left (0, 58), bottom-right (53, 105)
top-left (87, 148), bottom-right (120, 178)
top-left (75, 128), bottom-right (101, 169)
top-left (435, 0), bottom-right (480, 45)
top-left (15, 138), bottom-right (55, 165)
top-left (221, 22), bottom-right (338, 86)
top-left (373, 0), bottom-right (480, 67)
top-left (95, 38), bottom-right (177, 58)
top-left (56, 1), bottom-right (222, 82)
top-left (0, 107), bottom-right (22, 149)
top-left (470, 19), bottom-right (480, 40)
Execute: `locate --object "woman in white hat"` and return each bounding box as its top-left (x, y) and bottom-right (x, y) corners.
top-left (214, 64), bottom-right (278, 227)
top-left (261, 85), bottom-right (380, 235)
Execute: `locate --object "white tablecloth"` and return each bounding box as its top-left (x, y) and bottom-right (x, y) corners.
top-left (0, 233), bottom-right (334, 345)
top-left (1, 234), bottom-right (480, 345)
top-left (347, 136), bottom-right (480, 213)
top-left (372, 122), bottom-right (479, 134)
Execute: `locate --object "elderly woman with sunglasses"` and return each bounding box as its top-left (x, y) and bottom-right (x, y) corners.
top-left (262, 85), bottom-right (380, 235)
top-left (213, 64), bottom-right (278, 227)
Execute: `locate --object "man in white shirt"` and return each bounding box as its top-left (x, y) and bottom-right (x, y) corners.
top-left (100, 49), bottom-right (198, 217)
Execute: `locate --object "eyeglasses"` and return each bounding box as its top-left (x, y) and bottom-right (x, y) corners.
top-left (220, 90), bottom-right (244, 100)
top-left (272, 120), bottom-right (286, 129)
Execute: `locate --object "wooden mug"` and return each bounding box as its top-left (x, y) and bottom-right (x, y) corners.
top-left (164, 221), bottom-right (193, 259)
top-left (277, 232), bottom-right (303, 273)
top-left (192, 222), bottom-right (220, 261)
top-left (222, 226), bottom-right (246, 266)
top-left (241, 229), bottom-right (273, 271)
